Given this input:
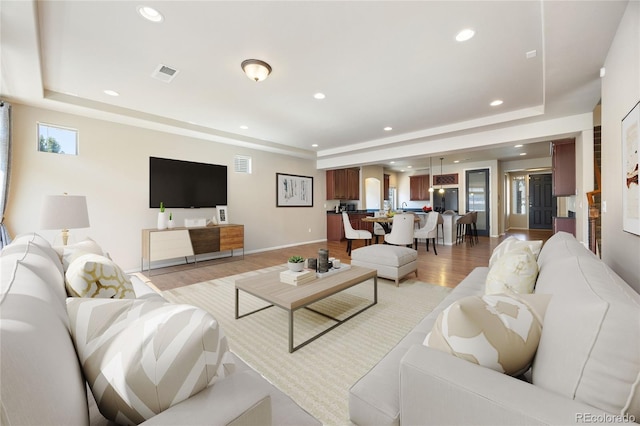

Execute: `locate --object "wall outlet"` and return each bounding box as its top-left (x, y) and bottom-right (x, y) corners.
top-left (602, 201), bottom-right (607, 213)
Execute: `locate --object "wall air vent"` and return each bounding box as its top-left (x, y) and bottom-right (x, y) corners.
top-left (151, 64), bottom-right (179, 83)
top-left (234, 155), bottom-right (252, 174)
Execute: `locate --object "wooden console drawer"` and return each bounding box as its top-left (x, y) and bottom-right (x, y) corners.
top-left (220, 225), bottom-right (244, 250)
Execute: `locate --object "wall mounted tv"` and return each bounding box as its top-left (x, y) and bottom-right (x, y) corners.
top-left (149, 157), bottom-right (227, 208)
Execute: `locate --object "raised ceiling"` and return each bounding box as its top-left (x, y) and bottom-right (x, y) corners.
top-left (0, 1), bottom-right (628, 170)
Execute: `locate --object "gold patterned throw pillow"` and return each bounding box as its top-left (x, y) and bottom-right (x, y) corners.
top-left (424, 293), bottom-right (551, 376)
top-left (65, 253), bottom-right (134, 298)
top-left (66, 298), bottom-right (232, 425)
top-left (485, 246), bottom-right (539, 295)
top-left (489, 237), bottom-right (543, 268)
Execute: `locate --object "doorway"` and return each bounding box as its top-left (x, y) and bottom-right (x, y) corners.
top-left (466, 169), bottom-right (489, 236)
top-left (528, 173), bottom-right (555, 229)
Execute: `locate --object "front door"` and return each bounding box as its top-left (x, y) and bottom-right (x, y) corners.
top-left (529, 174), bottom-right (555, 229)
top-left (466, 169), bottom-right (490, 236)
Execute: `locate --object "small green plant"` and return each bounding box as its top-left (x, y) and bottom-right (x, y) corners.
top-left (169, 212), bottom-right (173, 220)
top-left (288, 255), bottom-right (305, 263)
top-left (160, 202), bottom-right (165, 212)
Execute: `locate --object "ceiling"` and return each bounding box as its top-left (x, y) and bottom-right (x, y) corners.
top-left (0, 1), bottom-right (628, 172)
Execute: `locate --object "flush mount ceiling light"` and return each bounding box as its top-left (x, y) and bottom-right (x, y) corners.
top-left (103, 89), bottom-right (119, 96)
top-left (455, 28), bottom-right (475, 42)
top-left (490, 99), bottom-right (503, 106)
top-left (137, 6), bottom-right (163, 23)
top-left (313, 93), bottom-right (326, 100)
top-left (241, 59), bottom-right (272, 82)
top-left (384, 126), bottom-right (393, 131)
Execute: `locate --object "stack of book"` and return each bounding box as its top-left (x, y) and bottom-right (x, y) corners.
top-left (280, 269), bottom-right (316, 286)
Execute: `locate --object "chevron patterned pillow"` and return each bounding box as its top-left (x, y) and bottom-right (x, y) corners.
top-left (424, 293), bottom-right (551, 376)
top-left (65, 253), bottom-right (134, 299)
top-left (66, 298), bottom-right (232, 425)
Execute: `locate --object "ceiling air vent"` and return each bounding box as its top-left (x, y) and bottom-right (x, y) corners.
top-left (151, 64), bottom-right (179, 83)
top-left (234, 155), bottom-right (252, 174)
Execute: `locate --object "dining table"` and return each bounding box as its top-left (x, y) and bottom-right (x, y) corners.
top-left (362, 214), bottom-right (421, 233)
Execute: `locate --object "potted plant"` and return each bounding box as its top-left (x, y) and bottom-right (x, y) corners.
top-left (157, 202), bottom-right (168, 230)
top-left (167, 211), bottom-right (175, 229)
top-left (287, 255), bottom-right (305, 272)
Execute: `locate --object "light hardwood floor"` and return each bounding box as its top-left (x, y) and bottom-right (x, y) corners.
top-left (144, 229), bottom-right (553, 291)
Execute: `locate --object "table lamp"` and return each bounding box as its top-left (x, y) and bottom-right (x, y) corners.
top-left (40, 194), bottom-right (90, 245)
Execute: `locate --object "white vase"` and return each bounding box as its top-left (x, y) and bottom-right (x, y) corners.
top-left (157, 212), bottom-right (168, 230)
top-left (167, 219), bottom-right (175, 229)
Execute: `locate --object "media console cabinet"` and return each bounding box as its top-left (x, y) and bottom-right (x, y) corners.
top-left (141, 224), bottom-right (244, 273)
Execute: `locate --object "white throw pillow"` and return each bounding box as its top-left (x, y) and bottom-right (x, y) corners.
top-left (489, 237), bottom-right (543, 268)
top-left (424, 293), bottom-right (551, 376)
top-left (66, 298), bottom-right (233, 425)
top-left (54, 237), bottom-right (105, 271)
top-left (485, 246), bottom-right (539, 295)
top-left (65, 253), bottom-right (134, 299)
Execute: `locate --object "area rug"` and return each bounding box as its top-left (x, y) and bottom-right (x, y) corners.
top-left (163, 266), bottom-right (451, 425)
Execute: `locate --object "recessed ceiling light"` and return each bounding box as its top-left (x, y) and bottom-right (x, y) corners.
top-left (390, 161), bottom-right (395, 164)
top-left (453, 160), bottom-right (460, 163)
top-left (311, 144), bottom-right (318, 147)
top-left (515, 144), bottom-right (523, 148)
top-left (239, 125), bottom-right (249, 130)
top-left (137, 6), bottom-right (163, 22)
top-left (490, 99), bottom-right (503, 107)
top-left (455, 28), bottom-right (475, 42)
top-left (384, 126), bottom-right (393, 131)
top-left (520, 153), bottom-right (527, 156)
top-left (103, 89), bottom-right (119, 96)
top-left (407, 165), bottom-right (412, 168)
top-left (313, 93), bottom-right (326, 100)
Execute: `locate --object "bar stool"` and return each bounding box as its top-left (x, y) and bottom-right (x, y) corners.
top-left (470, 211), bottom-right (479, 244)
top-left (455, 212), bottom-right (474, 246)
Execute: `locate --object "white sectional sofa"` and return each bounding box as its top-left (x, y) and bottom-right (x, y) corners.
top-left (0, 232), bottom-right (319, 426)
top-left (349, 232), bottom-right (640, 425)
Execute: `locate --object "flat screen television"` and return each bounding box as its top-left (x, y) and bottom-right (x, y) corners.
top-left (149, 157), bottom-right (227, 208)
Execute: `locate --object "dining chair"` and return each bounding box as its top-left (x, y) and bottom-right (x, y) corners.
top-left (373, 222), bottom-right (386, 244)
top-left (342, 212), bottom-right (372, 255)
top-left (414, 211), bottom-right (439, 254)
top-left (384, 213), bottom-right (415, 247)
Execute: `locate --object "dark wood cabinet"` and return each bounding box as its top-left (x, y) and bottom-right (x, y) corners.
top-left (409, 174), bottom-right (431, 201)
top-left (326, 168), bottom-right (359, 200)
top-left (552, 139), bottom-right (576, 196)
top-left (326, 212), bottom-right (373, 241)
top-left (553, 217), bottom-right (576, 236)
top-left (384, 174), bottom-right (390, 200)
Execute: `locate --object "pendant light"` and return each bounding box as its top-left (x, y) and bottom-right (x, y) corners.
top-left (439, 158), bottom-right (445, 194)
top-left (428, 157), bottom-right (434, 193)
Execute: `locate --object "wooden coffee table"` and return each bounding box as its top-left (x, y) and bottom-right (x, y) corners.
top-left (235, 265), bottom-right (377, 353)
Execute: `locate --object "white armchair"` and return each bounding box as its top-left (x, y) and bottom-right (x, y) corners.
top-left (414, 211), bottom-right (439, 254)
top-left (384, 213), bottom-right (415, 247)
top-left (342, 212), bottom-right (372, 255)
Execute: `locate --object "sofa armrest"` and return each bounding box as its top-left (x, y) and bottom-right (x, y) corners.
top-left (142, 370), bottom-right (272, 426)
top-left (400, 345), bottom-right (616, 426)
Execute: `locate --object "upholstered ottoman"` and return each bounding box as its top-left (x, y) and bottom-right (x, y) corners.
top-left (350, 245), bottom-right (418, 286)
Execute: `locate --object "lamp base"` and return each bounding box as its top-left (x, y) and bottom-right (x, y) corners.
top-left (61, 229), bottom-right (70, 246)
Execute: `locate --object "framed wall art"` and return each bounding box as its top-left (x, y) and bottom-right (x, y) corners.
top-left (216, 205), bottom-right (229, 224)
top-left (622, 101), bottom-right (639, 236)
top-left (276, 173), bottom-right (313, 207)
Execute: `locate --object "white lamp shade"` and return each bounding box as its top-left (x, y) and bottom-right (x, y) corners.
top-left (40, 195), bottom-right (90, 230)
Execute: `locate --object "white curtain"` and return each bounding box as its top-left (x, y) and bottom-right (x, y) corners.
top-left (0, 101), bottom-right (12, 248)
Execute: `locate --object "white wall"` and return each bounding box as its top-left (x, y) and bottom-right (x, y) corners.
top-left (601, 0), bottom-right (640, 292)
top-left (6, 103), bottom-right (327, 272)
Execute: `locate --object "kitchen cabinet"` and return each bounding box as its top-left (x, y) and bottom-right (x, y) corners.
top-left (326, 168), bottom-right (360, 200)
top-left (409, 174), bottom-right (431, 201)
top-left (326, 212), bottom-right (373, 241)
top-left (384, 174), bottom-right (390, 200)
top-left (552, 139), bottom-right (576, 196)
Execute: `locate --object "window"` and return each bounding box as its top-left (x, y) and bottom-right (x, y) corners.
top-left (37, 123), bottom-right (78, 155)
top-left (512, 176), bottom-right (526, 214)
